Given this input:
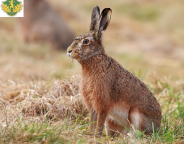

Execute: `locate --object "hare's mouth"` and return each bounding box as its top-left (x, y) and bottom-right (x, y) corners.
top-left (67, 50), bottom-right (81, 60)
top-left (67, 51), bottom-right (72, 57)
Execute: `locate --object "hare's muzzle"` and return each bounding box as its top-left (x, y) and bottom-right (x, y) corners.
top-left (67, 50), bottom-right (72, 57)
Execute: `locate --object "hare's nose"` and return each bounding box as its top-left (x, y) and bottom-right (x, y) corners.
top-left (68, 50), bottom-right (72, 53)
top-left (67, 50), bottom-right (72, 57)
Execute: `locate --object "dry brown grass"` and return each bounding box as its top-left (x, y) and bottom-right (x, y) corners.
top-left (0, 75), bottom-right (88, 127)
top-left (0, 71), bottom-right (183, 143)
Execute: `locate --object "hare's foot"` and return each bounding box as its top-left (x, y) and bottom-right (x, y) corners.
top-left (105, 118), bottom-right (129, 137)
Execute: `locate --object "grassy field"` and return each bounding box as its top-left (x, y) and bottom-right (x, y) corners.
top-left (0, 0), bottom-right (184, 143)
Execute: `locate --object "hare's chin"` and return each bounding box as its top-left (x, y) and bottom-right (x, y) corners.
top-left (67, 52), bottom-right (71, 57)
top-left (67, 53), bottom-right (79, 60)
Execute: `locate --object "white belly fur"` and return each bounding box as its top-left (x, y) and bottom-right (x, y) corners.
top-left (108, 105), bottom-right (130, 128)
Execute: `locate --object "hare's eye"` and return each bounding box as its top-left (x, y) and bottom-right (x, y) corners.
top-left (83, 39), bottom-right (89, 44)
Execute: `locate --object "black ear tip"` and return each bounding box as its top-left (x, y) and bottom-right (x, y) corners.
top-left (102, 8), bottom-right (112, 14)
top-left (92, 6), bottom-right (100, 12)
top-left (105, 8), bottom-right (112, 10)
top-left (93, 5), bottom-right (99, 9)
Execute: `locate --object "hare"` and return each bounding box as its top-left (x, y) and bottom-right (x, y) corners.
top-left (17, 0), bottom-right (74, 50)
top-left (67, 6), bottom-right (162, 136)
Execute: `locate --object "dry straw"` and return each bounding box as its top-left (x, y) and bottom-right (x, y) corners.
top-left (0, 72), bottom-right (183, 132)
top-left (0, 75), bottom-right (88, 128)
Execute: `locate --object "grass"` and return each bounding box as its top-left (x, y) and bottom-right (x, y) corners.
top-left (0, 0), bottom-right (184, 143)
top-left (0, 67), bottom-right (183, 143)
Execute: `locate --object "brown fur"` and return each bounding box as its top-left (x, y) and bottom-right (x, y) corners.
top-left (18, 0), bottom-right (74, 50)
top-left (67, 6), bottom-right (161, 136)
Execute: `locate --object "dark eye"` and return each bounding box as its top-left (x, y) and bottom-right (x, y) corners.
top-left (83, 39), bottom-right (89, 44)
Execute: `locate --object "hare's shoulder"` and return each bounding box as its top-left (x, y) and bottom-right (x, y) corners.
top-left (109, 57), bottom-right (155, 96)
top-left (109, 57), bottom-right (142, 82)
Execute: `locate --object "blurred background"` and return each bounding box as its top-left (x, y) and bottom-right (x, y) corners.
top-left (0, 0), bottom-right (184, 82)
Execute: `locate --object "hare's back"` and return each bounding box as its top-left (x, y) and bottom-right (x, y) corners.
top-left (109, 59), bottom-right (160, 112)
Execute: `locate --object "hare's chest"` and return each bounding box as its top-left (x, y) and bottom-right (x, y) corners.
top-left (80, 76), bottom-right (110, 110)
top-left (80, 78), bottom-right (97, 103)
top-left (80, 76), bottom-right (103, 96)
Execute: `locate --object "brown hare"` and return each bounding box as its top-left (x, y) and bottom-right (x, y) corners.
top-left (67, 6), bottom-right (161, 136)
top-left (18, 0), bottom-right (74, 50)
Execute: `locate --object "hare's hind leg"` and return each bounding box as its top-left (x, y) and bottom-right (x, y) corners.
top-left (129, 110), bottom-right (140, 131)
top-left (105, 118), bottom-right (129, 137)
top-left (130, 110), bottom-right (157, 134)
top-left (138, 114), bottom-right (161, 134)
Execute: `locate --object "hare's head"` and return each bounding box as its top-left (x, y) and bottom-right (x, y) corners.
top-left (67, 6), bottom-right (112, 61)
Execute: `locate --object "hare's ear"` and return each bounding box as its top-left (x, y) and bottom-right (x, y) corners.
top-left (90, 6), bottom-right (100, 31)
top-left (94, 8), bottom-right (112, 40)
